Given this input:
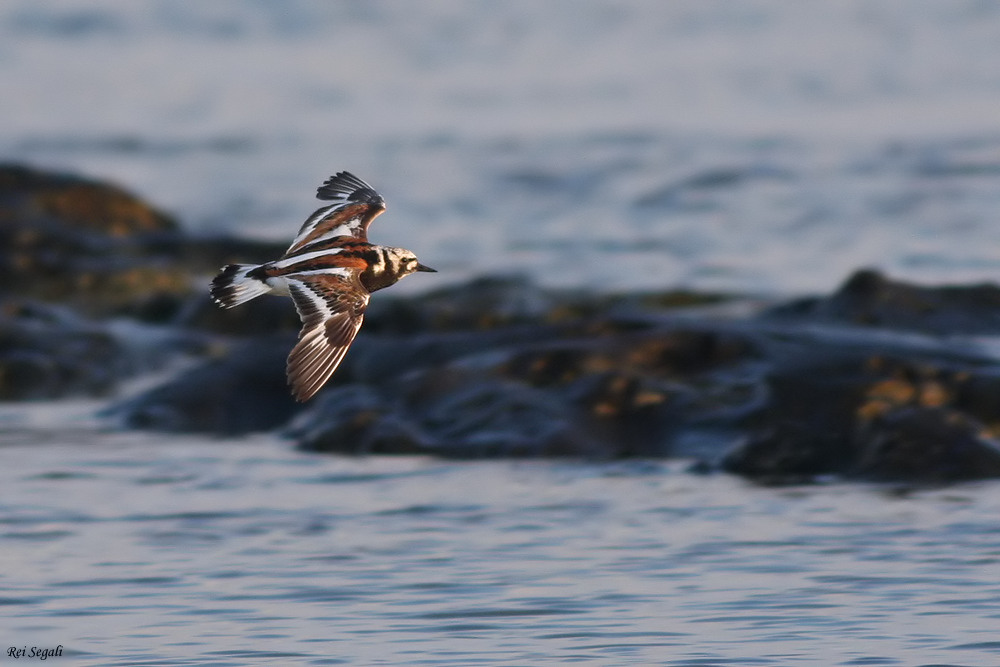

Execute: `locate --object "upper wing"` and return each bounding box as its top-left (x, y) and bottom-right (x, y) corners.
top-left (285, 272), bottom-right (370, 402)
top-left (285, 172), bottom-right (386, 255)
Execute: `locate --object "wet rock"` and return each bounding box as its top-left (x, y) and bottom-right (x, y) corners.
top-left (0, 163), bottom-right (187, 314)
top-left (178, 292), bottom-right (303, 336)
top-left (412, 375), bottom-right (594, 458)
top-left (286, 385), bottom-right (426, 455)
top-left (291, 373), bottom-right (593, 458)
top-left (291, 328), bottom-right (762, 459)
top-left (0, 162), bottom-right (178, 235)
top-left (107, 337), bottom-right (301, 435)
top-left (358, 275), bottom-right (732, 336)
top-left (0, 301), bottom-right (129, 399)
top-left (722, 345), bottom-right (1000, 483)
top-left (0, 163), bottom-right (291, 400)
top-left (854, 407), bottom-right (1000, 482)
top-left (9, 163), bottom-right (1000, 483)
top-left (364, 276), bottom-right (554, 333)
top-left (768, 268), bottom-right (1000, 335)
top-left (0, 163), bottom-right (286, 319)
top-left (97, 262), bottom-right (1000, 482)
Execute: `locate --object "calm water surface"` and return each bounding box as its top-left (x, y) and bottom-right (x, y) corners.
top-left (2, 413), bottom-right (999, 666)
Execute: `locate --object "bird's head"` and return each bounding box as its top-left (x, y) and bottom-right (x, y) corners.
top-left (385, 247), bottom-right (436, 278)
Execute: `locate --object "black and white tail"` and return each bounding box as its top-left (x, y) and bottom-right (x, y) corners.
top-left (210, 264), bottom-right (271, 309)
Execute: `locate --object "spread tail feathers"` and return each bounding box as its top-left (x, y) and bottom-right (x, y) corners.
top-left (211, 264), bottom-right (270, 308)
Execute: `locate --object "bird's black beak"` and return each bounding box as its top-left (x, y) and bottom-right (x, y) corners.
top-left (416, 263), bottom-right (437, 273)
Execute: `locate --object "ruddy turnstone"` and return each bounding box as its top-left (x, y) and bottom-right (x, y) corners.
top-left (210, 171), bottom-right (436, 401)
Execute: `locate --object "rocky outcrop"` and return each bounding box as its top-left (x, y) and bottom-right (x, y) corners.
top-left (0, 163), bottom-right (284, 398)
top-left (284, 326), bottom-right (761, 458)
top-left (107, 337), bottom-right (300, 435)
top-left (6, 163), bottom-right (1000, 484)
top-left (722, 338), bottom-right (1000, 483)
top-left (0, 162), bottom-right (286, 319)
top-left (767, 268), bottom-right (1000, 335)
top-left (283, 277), bottom-right (1000, 481)
top-left (0, 301), bottom-right (126, 400)
top-left (0, 163), bottom-right (188, 315)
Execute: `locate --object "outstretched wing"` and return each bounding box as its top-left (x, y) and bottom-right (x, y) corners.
top-left (285, 171), bottom-right (386, 255)
top-left (285, 272), bottom-right (370, 402)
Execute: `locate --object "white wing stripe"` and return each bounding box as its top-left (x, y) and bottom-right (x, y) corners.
top-left (296, 225), bottom-right (361, 247)
top-left (285, 204), bottom-right (352, 252)
top-left (285, 267), bottom-right (354, 280)
top-left (271, 247), bottom-right (344, 269)
top-left (286, 279), bottom-right (336, 322)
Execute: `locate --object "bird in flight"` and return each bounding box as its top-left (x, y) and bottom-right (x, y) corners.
top-left (211, 171), bottom-right (436, 401)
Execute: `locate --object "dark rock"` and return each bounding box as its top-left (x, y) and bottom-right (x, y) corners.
top-left (854, 407), bottom-right (1000, 482)
top-left (107, 337), bottom-right (301, 435)
top-left (768, 268), bottom-right (1000, 335)
top-left (360, 275), bottom-right (732, 336)
top-left (286, 385), bottom-right (427, 455)
top-left (178, 292), bottom-right (303, 335)
top-left (95, 261), bottom-right (1000, 482)
top-left (0, 163), bottom-right (187, 315)
top-left (408, 373), bottom-right (596, 458)
top-left (0, 301), bottom-right (129, 399)
top-left (722, 428), bottom-right (847, 485)
top-left (0, 163), bottom-right (286, 319)
top-left (0, 163), bottom-right (291, 400)
top-left (0, 162), bottom-right (178, 235)
top-left (952, 369), bottom-right (1000, 428)
top-left (9, 163), bottom-right (1000, 483)
top-left (722, 352), bottom-right (873, 480)
top-left (291, 327), bottom-right (762, 459)
top-left (363, 275), bottom-right (554, 333)
top-left (723, 344), bottom-right (1000, 483)
top-left (291, 370), bottom-right (602, 458)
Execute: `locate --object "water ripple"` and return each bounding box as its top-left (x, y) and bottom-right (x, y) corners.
top-left (1, 437), bottom-right (999, 664)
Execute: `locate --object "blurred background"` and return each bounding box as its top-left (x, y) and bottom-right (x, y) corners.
top-left (6, 4), bottom-right (1000, 666)
top-left (5, 0), bottom-right (1000, 295)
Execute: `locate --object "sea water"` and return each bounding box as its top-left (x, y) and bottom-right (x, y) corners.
top-left (2, 422), bottom-right (1000, 666)
top-left (3, 4), bottom-right (1000, 665)
top-left (3, 2), bottom-right (1000, 294)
